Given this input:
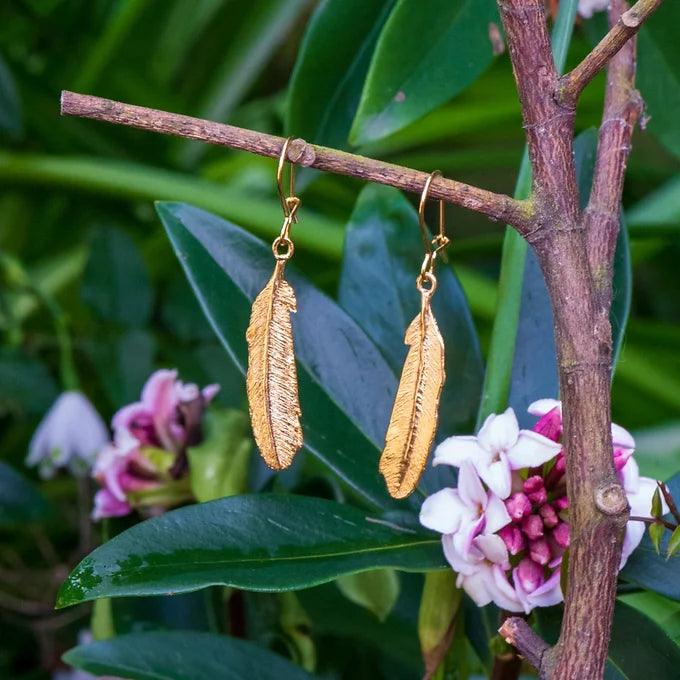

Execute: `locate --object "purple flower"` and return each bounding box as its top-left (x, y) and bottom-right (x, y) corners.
top-left (26, 391), bottom-right (108, 478)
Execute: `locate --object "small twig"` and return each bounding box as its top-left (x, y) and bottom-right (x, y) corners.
top-left (59, 91), bottom-right (533, 235)
top-left (629, 515), bottom-right (677, 531)
top-left (557, 0), bottom-right (663, 105)
top-left (657, 481), bottom-right (680, 524)
top-left (499, 617), bottom-right (550, 674)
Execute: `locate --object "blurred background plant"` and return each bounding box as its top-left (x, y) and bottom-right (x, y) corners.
top-left (1, 1), bottom-right (680, 679)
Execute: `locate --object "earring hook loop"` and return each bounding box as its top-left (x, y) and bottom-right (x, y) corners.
top-left (418, 170), bottom-right (448, 258)
top-left (277, 137), bottom-right (299, 223)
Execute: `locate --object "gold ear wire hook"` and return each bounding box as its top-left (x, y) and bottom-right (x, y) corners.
top-left (277, 137), bottom-right (299, 223)
top-left (418, 171), bottom-right (449, 270)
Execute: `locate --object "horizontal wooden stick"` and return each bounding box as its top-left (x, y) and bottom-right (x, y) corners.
top-left (60, 91), bottom-right (533, 234)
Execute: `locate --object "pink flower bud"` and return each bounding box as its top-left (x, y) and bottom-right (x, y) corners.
top-left (613, 447), bottom-right (633, 472)
top-left (553, 495), bottom-right (569, 511)
top-left (522, 514), bottom-right (544, 540)
top-left (498, 525), bottom-right (526, 555)
top-left (517, 557), bottom-right (544, 593)
top-left (539, 503), bottom-right (559, 528)
top-left (506, 492), bottom-right (532, 521)
top-left (529, 538), bottom-right (551, 566)
top-left (523, 475), bottom-right (547, 505)
top-left (532, 406), bottom-right (562, 442)
top-left (553, 522), bottom-right (570, 548)
top-left (545, 453), bottom-right (566, 489)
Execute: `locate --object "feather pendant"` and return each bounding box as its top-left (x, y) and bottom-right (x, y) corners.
top-left (246, 260), bottom-right (303, 470)
top-left (379, 293), bottom-right (445, 498)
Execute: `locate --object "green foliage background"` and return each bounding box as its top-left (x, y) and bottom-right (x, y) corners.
top-left (1, 1), bottom-right (680, 678)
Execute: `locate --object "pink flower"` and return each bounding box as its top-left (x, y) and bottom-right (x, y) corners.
top-left (112, 369), bottom-right (218, 453)
top-left (26, 391), bottom-right (108, 478)
top-left (578, 0), bottom-right (609, 19)
top-left (91, 369), bottom-right (219, 520)
top-left (433, 408), bottom-right (561, 499)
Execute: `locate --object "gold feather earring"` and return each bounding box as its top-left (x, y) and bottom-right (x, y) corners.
top-left (379, 171), bottom-right (449, 498)
top-left (246, 139), bottom-right (303, 470)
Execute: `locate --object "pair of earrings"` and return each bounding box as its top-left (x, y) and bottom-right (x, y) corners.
top-left (246, 140), bottom-right (449, 499)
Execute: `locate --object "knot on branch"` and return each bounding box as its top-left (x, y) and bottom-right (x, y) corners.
top-left (621, 7), bottom-right (644, 28)
top-left (287, 138), bottom-right (315, 167)
top-left (596, 483), bottom-right (629, 517)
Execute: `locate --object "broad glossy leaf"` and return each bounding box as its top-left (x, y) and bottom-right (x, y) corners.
top-left (57, 494), bottom-right (444, 607)
top-left (0, 53), bottom-right (21, 138)
top-left (621, 471), bottom-right (680, 601)
top-left (638, 2), bottom-right (680, 160)
top-left (0, 461), bottom-right (50, 527)
top-left (63, 630), bottom-right (313, 680)
top-left (336, 568), bottom-right (400, 622)
top-left (606, 602), bottom-right (680, 678)
top-left (627, 175), bottom-right (680, 233)
top-left (338, 185), bottom-right (483, 438)
top-left (81, 226), bottom-right (152, 327)
top-left (157, 202), bottom-right (398, 509)
top-left (350, 0), bottom-right (499, 144)
top-left (287, 0), bottom-right (395, 148)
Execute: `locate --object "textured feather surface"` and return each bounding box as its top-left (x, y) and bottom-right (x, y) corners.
top-left (379, 296), bottom-right (445, 498)
top-left (246, 261), bottom-right (302, 470)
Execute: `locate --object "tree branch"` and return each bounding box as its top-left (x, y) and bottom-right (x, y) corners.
top-left (497, 0), bottom-right (579, 235)
top-left (558, 0), bottom-right (662, 106)
top-left (60, 91), bottom-right (533, 234)
top-left (585, 0), bottom-right (643, 294)
top-left (499, 617), bottom-right (550, 675)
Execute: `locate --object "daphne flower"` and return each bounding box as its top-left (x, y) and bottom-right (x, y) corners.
top-left (578, 0), bottom-right (609, 19)
top-left (26, 391), bottom-right (108, 478)
top-left (433, 408), bottom-right (561, 498)
top-left (528, 398), bottom-right (661, 568)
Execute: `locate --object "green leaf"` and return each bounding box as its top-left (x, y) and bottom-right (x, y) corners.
top-left (622, 472), bottom-right (680, 600)
top-left (286, 0), bottom-right (395, 148)
top-left (632, 422), bottom-right (680, 480)
top-left (179, 0), bottom-right (308, 167)
top-left (0, 349), bottom-right (59, 415)
top-left (638, 2), bottom-right (680, 160)
top-left (56, 494), bottom-right (445, 607)
top-left (336, 568), bottom-right (400, 622)
top-left (81, 227), bottom-right (152, 327)
top-left (649, 522), bottom-right (665, 554)
top-left (627, 175), bottom-right (680, 233)
top-left (652, 486), bottom-right (663, 519)
top-left (0, 461), bottom-right (50, 527)
top-left (350, 0), bottom-right (499, 144)
top-left (87, 329), bottom-right (156, 406)
top-left (0, 53), bottom-right (22, 139)
top-left (667, 526), bottom-right (680, 559)
top-left (188, 408), bottom-right (252, 502)
top-left (606, 602), bottom-right (680, 678)
top-left (157, 202), bottom-right (399, 510)
top-left (338, 184), bottom-right (483, 439)
top-left (63, 630), bottom-right (313, 680)
top-left (0, 152), bottom-right (344, 259)
top-left (418, 570), bottom-right (460, 655)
